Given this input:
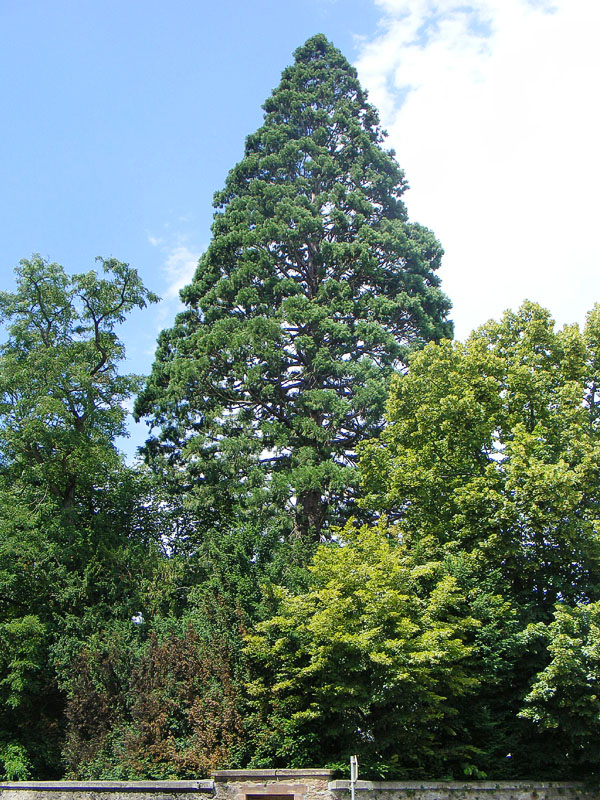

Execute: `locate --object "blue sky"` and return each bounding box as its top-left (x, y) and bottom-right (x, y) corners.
top-left (2, 0), bottom-right (599, 457)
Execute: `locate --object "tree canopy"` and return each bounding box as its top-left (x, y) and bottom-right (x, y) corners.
top-left (0, 256), bottom-right (161, 778)
top-left (2, 35), bottom-right (600, 785)
top-left (0, 254), bottom-right (159, 508)
top-left (245, 520), bottom-right (479, 776)
top-left (360, 301), bottom-right (600, 617)
top-left (353, 302), bottom-right (600, 777)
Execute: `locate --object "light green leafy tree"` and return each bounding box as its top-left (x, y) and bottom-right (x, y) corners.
top-left (245, 520), bottom-right (479, 776)
top-left (358, 301), bottom-right (600, 777)
top-left (360, 301), bottom-right (600, 617)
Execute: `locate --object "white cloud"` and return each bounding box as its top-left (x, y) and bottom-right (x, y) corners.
top-left (146, 230), bottom-right (202, 299)
top-left (356, 0), bottom-right (600, 339)
top-left (144, 230), bottom-right (203, 334)
top-left (163, 244), bottom-right (201, 299)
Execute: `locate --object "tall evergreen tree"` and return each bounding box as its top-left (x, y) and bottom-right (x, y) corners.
top-left (136, 34), bottom-right (452, 539)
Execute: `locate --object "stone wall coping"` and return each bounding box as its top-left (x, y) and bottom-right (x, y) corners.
top-left (0, 782), bottom-right (214, 793)
top-left (212, 771), bottom-right (334, 781)
top-left (329, 782), bottom-right (588, 792)
top-left (0, 778), bottom-right (591, 795)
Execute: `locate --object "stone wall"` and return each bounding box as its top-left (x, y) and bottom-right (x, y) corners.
top-left (329, 781), bottom-right (596, 800)
top-left (0, 771), bottom-right (597, 800)
top-left (0, 780), bottom-right (212, 800)
top-left (213, 769), bottom-right (333, 800)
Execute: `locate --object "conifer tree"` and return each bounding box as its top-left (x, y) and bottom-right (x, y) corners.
top-left (136, 34), bottom-right (452, 539)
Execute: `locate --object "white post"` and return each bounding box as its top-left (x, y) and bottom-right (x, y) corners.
top-left (350, 755), bottom-right (358, 800)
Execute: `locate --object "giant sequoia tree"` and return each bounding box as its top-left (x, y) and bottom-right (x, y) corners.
top-left (136, 35), bottom-right (452, 539)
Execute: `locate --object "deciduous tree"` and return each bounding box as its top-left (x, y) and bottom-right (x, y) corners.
top-left (245, 520), bottom-right (479, 776)
top-left (358, 302), bottom-right (600, 777)
top-left (0, 254), bottom-right (158, 508)
top-left (520, 601), bottom-right (600, 775)
top-left (360, 301), bottom-right (600, 616)
top-left (0, 255), bottom-right (160, 778)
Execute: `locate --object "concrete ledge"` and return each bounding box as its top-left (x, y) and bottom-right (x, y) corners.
top-left (212, 772), bottom-right (333, 782)
top-left (0, 783), bottom-right (214, 793)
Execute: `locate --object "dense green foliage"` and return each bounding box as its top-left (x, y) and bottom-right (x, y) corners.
top-left (0, 256), bottom-right (163, 778)
top-left (0, 255), bottom-right (158, 507)
top-left (354, 302), bottom-right (600, 777)
top-left (2, 35), bottom-right (600, 784)
top-left (520, 601), bottom-right (600, 770)
top-left (245, 520), bottom-right (479, 776)
top-left (361, 301), bottom-right (600, 615)
top-left (135, 34), bottom-right (452, 541)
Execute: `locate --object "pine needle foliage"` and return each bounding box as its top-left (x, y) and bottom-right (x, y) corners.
top-left (136, 34), bottom-right (452, 540)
